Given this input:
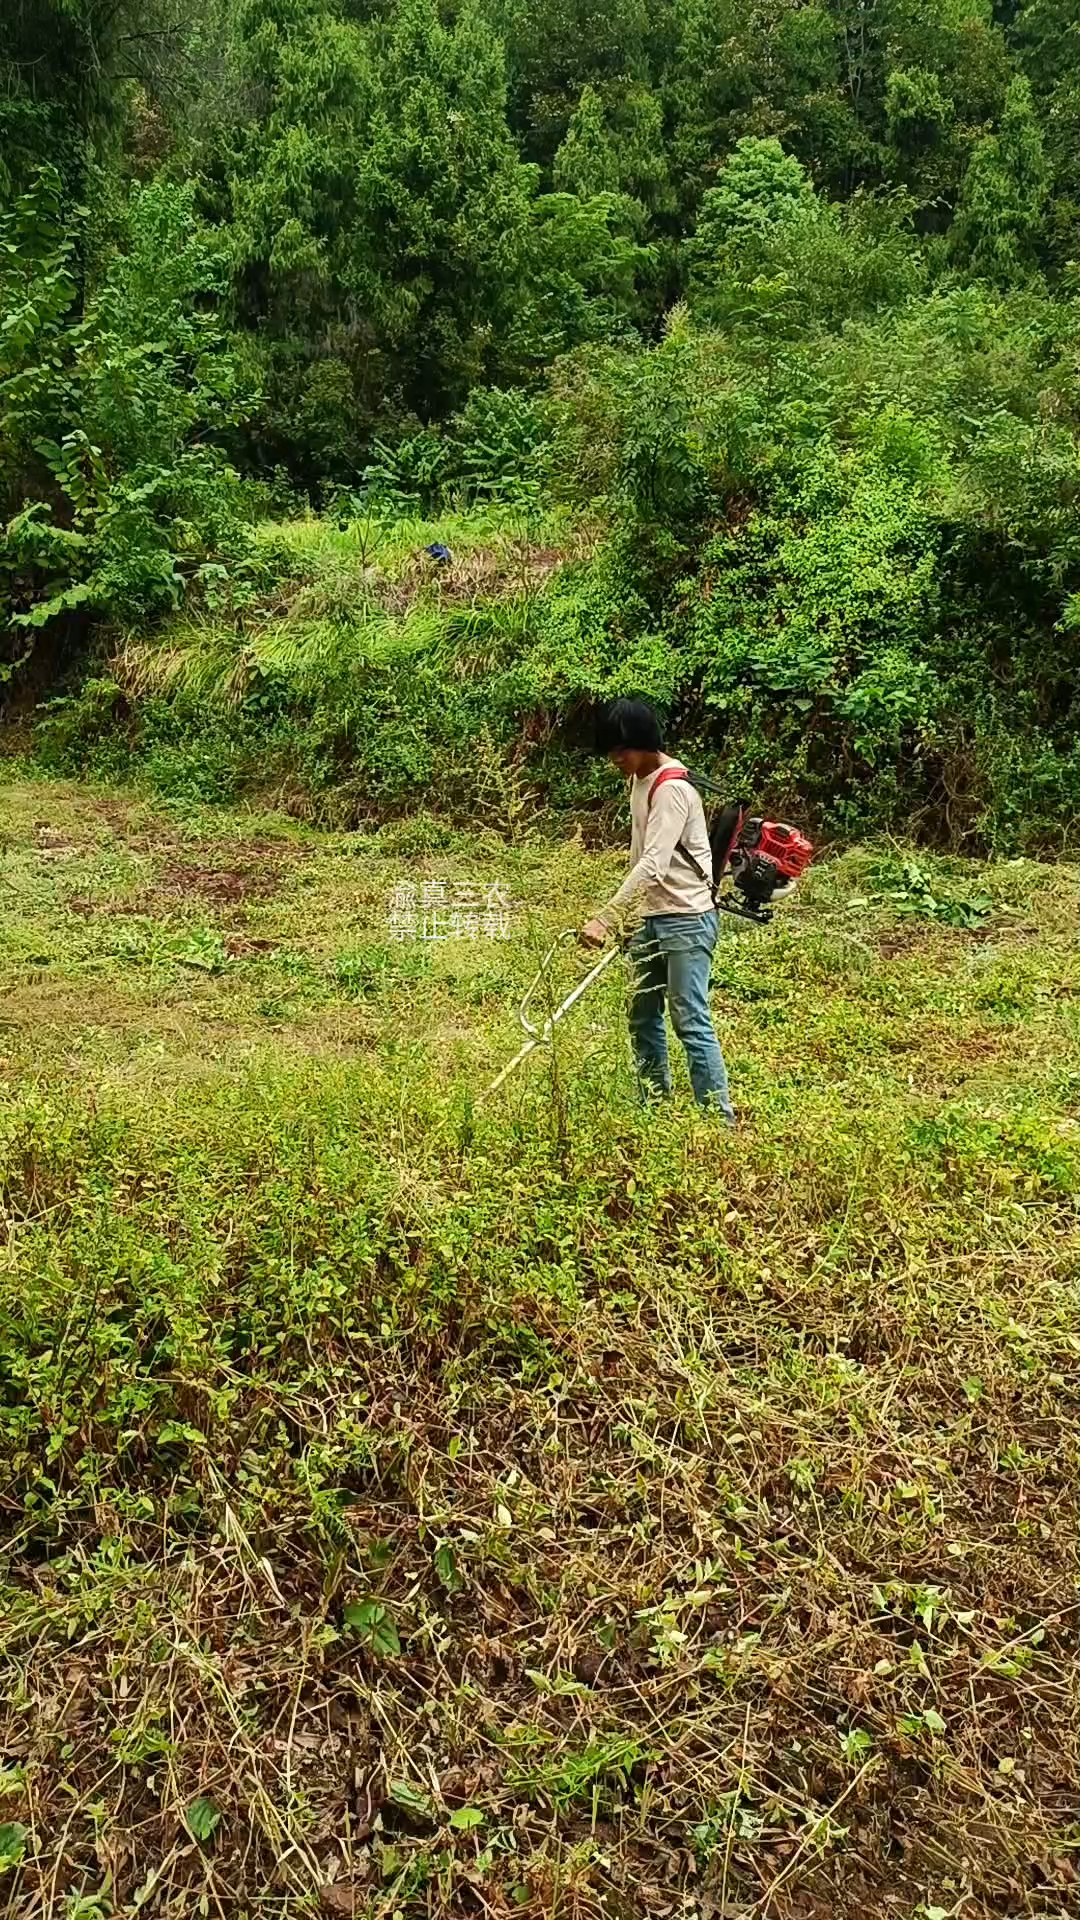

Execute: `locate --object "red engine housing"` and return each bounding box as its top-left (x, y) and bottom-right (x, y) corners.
top-left (730, 817), bottom-right (814, 908)
top-left (743, 819), bottom-right (814, 882)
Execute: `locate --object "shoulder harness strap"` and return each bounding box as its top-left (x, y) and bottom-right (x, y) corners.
top-left (644, 765), bottom-right (714, 900)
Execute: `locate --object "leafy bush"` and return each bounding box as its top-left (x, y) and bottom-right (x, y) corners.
top-left (1, 169), bottom-right (256, 666)
top-left (687, 141), bottom-right (925, 338)
top-left (362, 388), bottom-right (553, 512)
top-left (533, 276), bottom-right (1080, 846)
top-left (442, 387), bottom-right (551, 502)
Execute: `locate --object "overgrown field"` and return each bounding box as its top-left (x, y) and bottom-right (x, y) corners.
top-left (1, 777), bottom-right (1078, 1918)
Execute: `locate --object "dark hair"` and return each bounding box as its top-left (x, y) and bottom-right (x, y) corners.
top-left (595, 698), bottom-right (664, 754)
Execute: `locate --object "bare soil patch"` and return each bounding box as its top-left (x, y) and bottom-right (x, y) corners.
top-left (156, 858), bottom-right (289, 905)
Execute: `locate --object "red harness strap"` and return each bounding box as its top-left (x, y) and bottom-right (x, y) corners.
top-left (644, 764), bottom-right (716, 899)
top-left (645, 765), bottom-right (690, 809)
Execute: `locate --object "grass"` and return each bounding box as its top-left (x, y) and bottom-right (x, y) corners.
top-left (253, 501), bottom-right (578, 583)
top-left (106, 495), bottom-right (572, 733)
top-left (31, 501), bottom-right (594, 830)
top-left (1, 775), bottom-right (1078, 1919)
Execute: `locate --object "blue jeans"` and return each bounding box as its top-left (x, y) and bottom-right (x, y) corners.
top-left (628, 911), bottom-right (733, 1118)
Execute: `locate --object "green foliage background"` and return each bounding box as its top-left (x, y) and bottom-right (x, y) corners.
top-left (2, 0), bottom-right (1080, 845)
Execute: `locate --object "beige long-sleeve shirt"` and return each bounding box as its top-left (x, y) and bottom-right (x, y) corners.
top-left (598, 758), bottom-right (714, 929)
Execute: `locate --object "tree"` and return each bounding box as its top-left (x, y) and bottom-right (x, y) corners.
top-left (353, 0), bottom-right (536, 415)
top-left (0, 1), bottom-right (202, 198)
top-left (553, 86), bottom-right (620, 197)
top-left (209, 0), bottom-right (538, 465)
top-left (662, 0), bottom-right (863, 214)
top-left (686, 136), bottom-right (818, 337)
top-left (1, 169), bottom-right (253, 648)
top-left (884, 64), bottom-right (956, 210)
top-left (691, 136), bottom-right (818, 245)
top-left (952, 73), bottom-right (1051, 282)
top-left (496, 0), bottom-right (654, 171)
top-left (687, 137), bottom-right (923, 340)
top-left (506, 192), bottom-right (655, 367)
top-left (1007, 0), bottom-right (1080, 266)
top-left (554, 80), bottom-right (673, 222)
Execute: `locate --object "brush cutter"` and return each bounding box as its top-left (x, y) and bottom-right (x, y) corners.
top-left (485, 912), bottom-right (754, 1099)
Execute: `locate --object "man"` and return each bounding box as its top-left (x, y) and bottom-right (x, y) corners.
top-left (581, 698), bottom-right (734, 1121)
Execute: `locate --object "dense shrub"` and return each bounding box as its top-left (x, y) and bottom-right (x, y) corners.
top-left (1, 169), bottom-right (257, 670)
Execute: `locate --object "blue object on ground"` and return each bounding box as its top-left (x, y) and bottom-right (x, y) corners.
top-left (424, 543), bottom-right (453, 563)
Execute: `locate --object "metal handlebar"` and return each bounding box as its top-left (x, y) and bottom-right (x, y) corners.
top-left (484, 929), bottom-right (622, 1099)
top-left (518, 929), bottom-right (578, 1036)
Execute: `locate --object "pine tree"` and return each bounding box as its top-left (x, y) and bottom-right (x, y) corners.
top-left (354, 0), bottom-right (536, 413)
top-left (952, 74), bottom-right (1051, 283)
top-left (553, 87), bottom-right (620, 198)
